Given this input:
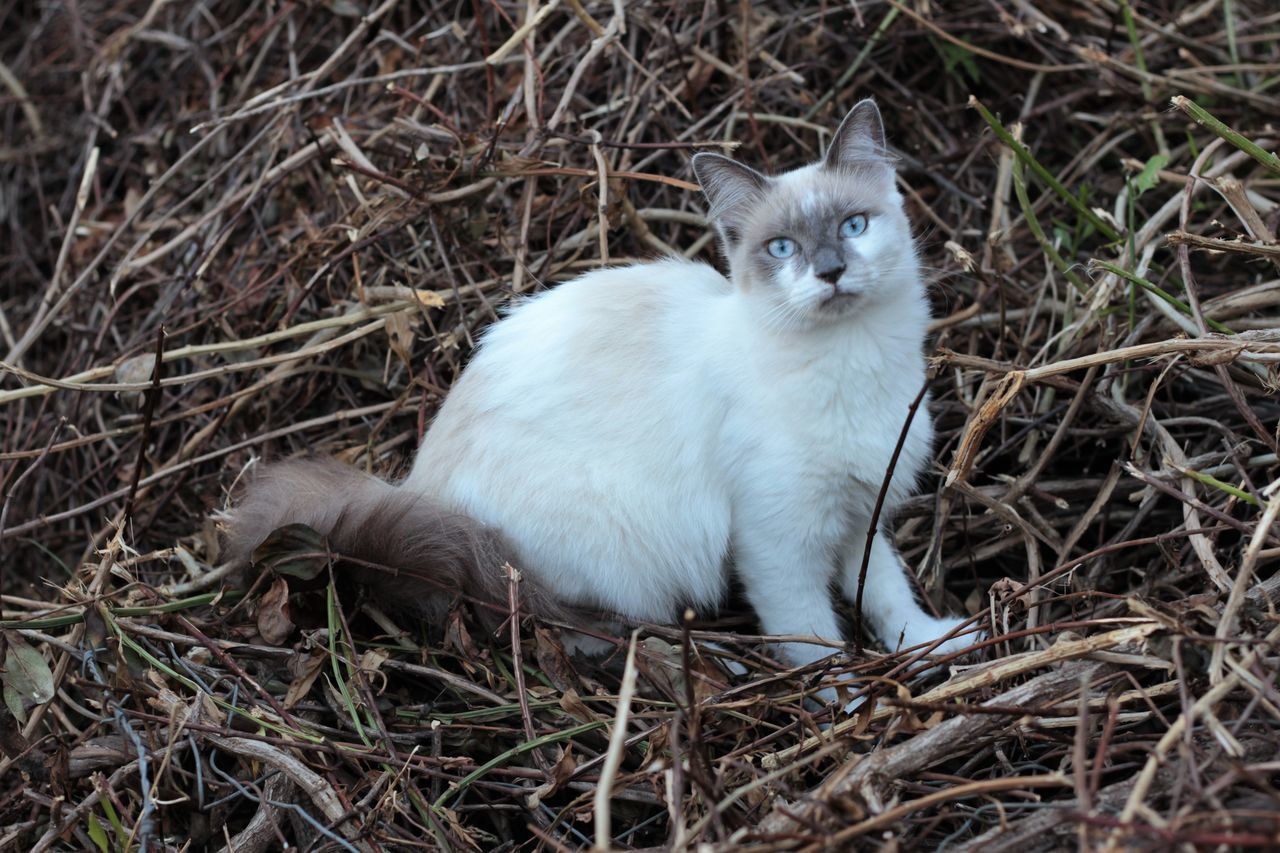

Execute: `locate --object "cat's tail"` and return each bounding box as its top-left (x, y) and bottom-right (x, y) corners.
top-left (220, 458), bottom-right (567, 623)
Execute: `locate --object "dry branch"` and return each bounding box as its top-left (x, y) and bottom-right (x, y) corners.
top-left (2, 1), bottom-right (1278, 848)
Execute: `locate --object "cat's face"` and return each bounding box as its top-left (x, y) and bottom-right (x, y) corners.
top-left (693, 100), bottom-right (919, 330)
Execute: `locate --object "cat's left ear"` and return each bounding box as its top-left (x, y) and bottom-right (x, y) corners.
top-left (825, 98), bottom-right (888, 170)
top-left (692, 152), bottom-right (768, 245)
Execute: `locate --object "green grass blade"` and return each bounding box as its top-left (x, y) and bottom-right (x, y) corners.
top-left (1013, 157), bottom-right (1089, 294)
top-left (970, 96), bottom-right (1122, 243)
top-left (1090, 260), bottom-right (1236, 335)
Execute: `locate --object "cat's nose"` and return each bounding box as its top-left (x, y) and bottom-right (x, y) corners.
top-left (815, 264), bottom-right (846, 285)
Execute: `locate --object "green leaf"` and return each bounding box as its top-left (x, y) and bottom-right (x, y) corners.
top-left (86, 812), bottom-right (110, 853)
top-left (1135, 153), bottom-right (1170, 195)
top-left (2, 631), bottom-right (55, 725)
top-left (3, 686), bottom-right (23, 725)
top-left (99, 793), bottom-right (127, 845)
top-left (936, 40), bottom-right (980, 83)
top-left (1052, 224), bottom-right (1071, 250)
top-left (252, 523), bottom-right (331, 580)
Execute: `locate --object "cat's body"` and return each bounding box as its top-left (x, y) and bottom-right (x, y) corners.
top-left (224, 100), bottom-right (971, 681)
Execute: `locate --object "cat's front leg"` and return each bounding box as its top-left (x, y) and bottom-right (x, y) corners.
top-left (732, 525), bottom-right (846, 674)
top-left (840, 522), bottom-right (971, 657)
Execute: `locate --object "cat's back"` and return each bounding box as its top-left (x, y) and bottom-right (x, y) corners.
top-left (412, 256), bottom-right (733, 472)
top-left (407, 257), bottom-right (737, 614)
top-left (484, 256), bottom-right (729, 356)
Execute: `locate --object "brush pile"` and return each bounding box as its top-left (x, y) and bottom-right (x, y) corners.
top-left (2, 1), bottom-right (1279, 849)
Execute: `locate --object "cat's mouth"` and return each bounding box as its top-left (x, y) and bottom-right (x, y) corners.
top-left (819, 289), bottom-right (861, 308)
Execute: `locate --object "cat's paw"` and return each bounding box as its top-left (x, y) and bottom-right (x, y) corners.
top-left (899, 614), bottom-right (978, 659)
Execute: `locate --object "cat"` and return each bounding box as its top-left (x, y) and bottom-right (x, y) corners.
top-left (223, 98), bottom-right (972, 694)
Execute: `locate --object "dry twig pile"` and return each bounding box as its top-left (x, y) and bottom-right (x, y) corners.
top-left (2, 1), bottom-right (1279, 849)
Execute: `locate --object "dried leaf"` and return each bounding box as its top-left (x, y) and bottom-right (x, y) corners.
top-left (83, 604), bottom-right (108, 651)
top-left (534, 627), bottom-right (579, 692)
top-left (328, 0), bottom-right (363, 17)
top-left (358, 647), bottom-right (390, 673)
top-left (109, 637), bottom-right (147, 693)
top-left (636, 637), bottom-right (728, 703)
top-left (252, 523), bottom-right (331, 580)
top-left (113, 352), bottom-right (155, 386)
top-left (199, 692), bottom-right (227, 726)
top-left (358, 647), bottom-right (391, 694)
top-left (384, 311), bottom-right (417, 370)
top-left (444, 609), bottom-right (480, 672)
top-left (558, 688), bottom-right (600, 724)
top-left (406, 289), bottom-right (444, 308)
top-left (525, 745), bottom-right (577, 808)
top-left (257, 577), bottom-right (295, 645)
top-left (284, 647), bottom-right (326, 709)
top-left (0, 688), bottom-right (30, 760)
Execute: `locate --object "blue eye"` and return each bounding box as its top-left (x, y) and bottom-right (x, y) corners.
top-left (840, 214), bottom-right (868, 238)
top-left (767, 238), bottom-right (797, 259)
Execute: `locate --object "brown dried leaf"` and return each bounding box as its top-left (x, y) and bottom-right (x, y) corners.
top-left (558, 688), bottom-right (601, 724)
top-left (534, 627), bottom-right (579, 692)
top-left (83, 604), bottom-right (108, 650)
top-left (637, 637), bottom-right (728, 703)
top-left (284, 647), bottom-right (326, 709)
top-left (109, 636), bottom-right (146, 693)
top-left (358, 647), bottom-right (391, 694)
top-left (525, 744), bottom-right (577, 808)
top-left (358, 647), bottom-right (390, 673)
top-left (257, 577), bottom-right (295, 645)
top-left (444, 609), bottom-right (480, 673)
top-left (384, 311), bottom-right (417, 370)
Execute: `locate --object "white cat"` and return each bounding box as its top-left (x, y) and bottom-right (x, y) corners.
top-left (224, 99), bottom-right (971, 689)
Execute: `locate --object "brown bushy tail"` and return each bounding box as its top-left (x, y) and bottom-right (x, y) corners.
top-left (221, 458), bottom-right (566, 623)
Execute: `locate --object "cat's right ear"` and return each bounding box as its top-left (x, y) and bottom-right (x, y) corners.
top-left (825, 98), bottom-right (889, 170)
top-left (692, 153), bottom-right (767, 246)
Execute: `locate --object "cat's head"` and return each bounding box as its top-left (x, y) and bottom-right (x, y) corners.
top-left (692, 99), bottom-right (919, 329)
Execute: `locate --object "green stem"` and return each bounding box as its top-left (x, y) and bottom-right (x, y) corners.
top-left (1012, 158), bottom-right (1089, 294)
top-left (1173, 96), bottom-right (1280, 175)
top-left (1118, 0), bottom-right (1168, 153)
top-left (1181, 467), bottom-right (1260, 506)
top-left (1091, 260), bottom-right (1236, 335)
top-left (804, 7), bottom-right (900, 121)
top-left (327, 583), bottom-right (373, 747)
top-left (0, 592), bottom-right (235, 630)
top-left (433, 719), bottom-right (607, 808)
top-left (970, 97), bottom-right (1122, 242)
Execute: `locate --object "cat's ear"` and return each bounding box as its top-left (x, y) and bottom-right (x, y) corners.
top-left (825, 98), bottom-right (888, 170)
top-left (692, 152), bottom-right (768, 245)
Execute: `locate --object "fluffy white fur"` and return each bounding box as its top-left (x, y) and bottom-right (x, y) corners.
top-left (228, 99), bottom-right (970, 690)
top-left (405, 100), bottom-right (968, 670)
